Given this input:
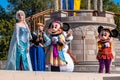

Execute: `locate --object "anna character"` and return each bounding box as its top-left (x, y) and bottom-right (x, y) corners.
top-left (30, 23), bottom-right (51, 71)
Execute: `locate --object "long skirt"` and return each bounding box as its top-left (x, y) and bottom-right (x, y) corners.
top-left (16, 41), bottom-right (29, 70)
top-left (30, 45), bottom-right (46, 71)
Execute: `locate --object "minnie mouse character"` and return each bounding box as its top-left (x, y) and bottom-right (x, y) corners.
top-left (97, 26), bottom-right (118, 73)
top-left (46, 20), bottom-right (75, 72)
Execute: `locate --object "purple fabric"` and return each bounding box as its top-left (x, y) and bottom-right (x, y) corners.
top-left (98, 59), bottom-right (111, 73)
top-left (52, 42), bottom-right (58, 58)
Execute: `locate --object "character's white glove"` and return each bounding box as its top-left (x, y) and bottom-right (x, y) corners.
top-left (52, 37), bottom-right (58, 44)
top-left (105, 42), bottom-right (110, 47)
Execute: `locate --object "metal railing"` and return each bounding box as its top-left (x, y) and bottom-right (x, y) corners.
top-left (26, 9), bottom-right (54, 31)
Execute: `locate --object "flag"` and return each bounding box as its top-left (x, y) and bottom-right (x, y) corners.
top-left (68, 0), bottom-right (74, 16)
top-left (62, 0), bottom-right (66, 10)
top-left (68, 0), bottom-right (74, 10)
top-left (74, 0), bottom-right (81, 16)
top-left (74, 0), bottom-right (81, 10)
top-left (62, 0), bottom-right (81, 16)
top-left (68, 0), bottom-right (81, 16)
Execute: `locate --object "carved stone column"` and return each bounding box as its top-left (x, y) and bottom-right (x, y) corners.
top-left (93, 0), bottom-right (97, 10)
top-left (98, 0), bottom-right (103, 12)
top-left (60, 0), bottom-right (62, 10)
top-left (54, 0), bottom-right (59, 11)
top-left (86, 0), bottom-right (91, 10)
top-left (66, 0), bottom-right (68, 10)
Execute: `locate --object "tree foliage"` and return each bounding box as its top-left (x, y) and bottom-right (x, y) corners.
top-left (104, 0), bottom-right (120, 34)
top-left (0, 19), bottom-right (16, 60)
top-left (7, 0), bottom-right (53, 17)
top-left (0, 5), bottom-right (15, 60)
top-left (80, 0), bottom-right (86, 9)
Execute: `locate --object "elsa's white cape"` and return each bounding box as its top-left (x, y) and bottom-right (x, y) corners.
top-left (6, 23), bottom-right (32, 71)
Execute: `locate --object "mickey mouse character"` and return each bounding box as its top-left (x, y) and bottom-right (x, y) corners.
top-left (46, 20), bottom-right (75, 72)
top-left (97, 26), bottom-right (118, 73)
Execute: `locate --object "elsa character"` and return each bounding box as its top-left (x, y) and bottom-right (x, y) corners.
top-left (6, 10), bottom-right (32, 71)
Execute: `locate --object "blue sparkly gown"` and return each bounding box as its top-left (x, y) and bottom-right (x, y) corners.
top-left (6, 23), bottom-right (32, 70)
top-left (30, 31), bottom-right (51, 71)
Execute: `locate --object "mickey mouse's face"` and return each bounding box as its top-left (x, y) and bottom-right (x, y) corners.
top-left (98, 26), bottom-right (118, 41)
top-left (48, 21), bottom-right (63, 35)
top-left (99, 29), bottom-right (111, 41)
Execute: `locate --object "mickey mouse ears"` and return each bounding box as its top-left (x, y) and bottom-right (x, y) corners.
top-left (48, 20), bottom-right (71, 31)
top-left (98, 26), bottom-right (104, 34)
top-left (98, 25), bottom-right (118, 38)
top-left (62, 23), bottom-right (70, 31)
top-left (111, 29), bottom-right (118, 37)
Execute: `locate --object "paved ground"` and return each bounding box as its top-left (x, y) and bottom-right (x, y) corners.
top-left (0, 70), bottom-right (120, 80)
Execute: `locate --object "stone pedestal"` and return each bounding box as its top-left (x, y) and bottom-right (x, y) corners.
top-left (0, 60), bottom-right (6, 70)
top-left (50, 11), bottom-right (68, 20)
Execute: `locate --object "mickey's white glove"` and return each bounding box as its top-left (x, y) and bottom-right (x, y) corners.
top-left (105, 42), bottom-right (110, 47)
top-left (52, 37), bottom-right (58, 44)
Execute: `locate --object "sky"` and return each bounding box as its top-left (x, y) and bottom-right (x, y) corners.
top-left (114, 0), bottom-right (120, 4)
top-left (0, 0), bottom-right (120, 9)
top-left (0, 0), bottom-right (8, 9)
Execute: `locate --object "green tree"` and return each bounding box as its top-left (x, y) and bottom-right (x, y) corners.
top-left (103, 0), bottom-right (120, 12)
top-left (105, 0), bottom-right (120, 34)
top-left (80, 0), bottom-right (86, 9)
top-left (0, 19), bottom-right (16, 60)
top-left (7, 0), bottom-right (53, 17)
top-left (0, 5), bottom-right (16, 60)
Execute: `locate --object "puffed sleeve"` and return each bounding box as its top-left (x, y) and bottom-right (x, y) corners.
top-left (30, 31), bottom-right (37, 43)
top-left (15, 24), bottom-right (20, 46)
top-left (43, 32), bottom-right (51, 47)
top-left (98, 41), bottom-right (102, 50)
top-left (110, 42), bottom-right (112, 50)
